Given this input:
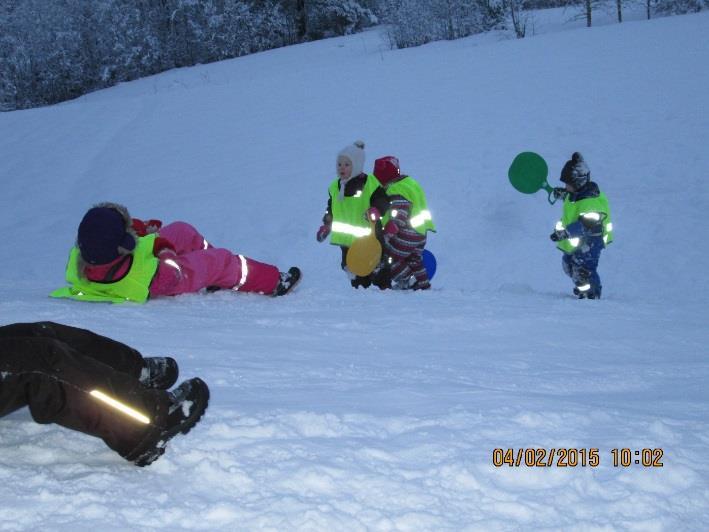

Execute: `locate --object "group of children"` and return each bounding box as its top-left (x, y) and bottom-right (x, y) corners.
top-left (315, 141), bottom-right (612, 299)
top-left (13, 143), bottom-right (610, 468)
top-left (27, 140), bottom-right (439, 467)
top-left (51, 142), bottom-right (611, 303)
top-left (316, 140), bottom-right (436, 291)
top-left (51, 140), bottom-right (438, 305)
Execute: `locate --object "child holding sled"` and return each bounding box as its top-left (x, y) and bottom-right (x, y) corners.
top-left (549, 152), bottom-right (613, 299)
top-left (315, 140), bottom-right (390, 289)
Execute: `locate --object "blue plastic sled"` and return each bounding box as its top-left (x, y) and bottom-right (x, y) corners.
top-left (423, 249), bottom-right (437, 280)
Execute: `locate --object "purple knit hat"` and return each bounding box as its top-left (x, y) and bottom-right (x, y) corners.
top-left (77, 207), bottom-right (136, 265)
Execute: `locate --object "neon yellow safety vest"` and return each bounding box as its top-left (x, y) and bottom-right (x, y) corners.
top-left (382, 176), bottom-right (436, 235)
top-left (556, 192), bottom-right (613, 253)
top-left (50, 234), bottom-right (159, 303)
top-left (328, 174), bottom-right (381, 247)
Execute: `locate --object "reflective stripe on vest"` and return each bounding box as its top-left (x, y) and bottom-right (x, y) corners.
top-left (328, 174), bottom-right (380, 247)
top-left (331, 221), bottom-right (372, 238)
top-left (50, 234), bottom-right (159, 303)
top-left (410, 209), bottom-right (433, 229)
top-left (382, 176), bottom-right (436, 235)
top-left (556, 192), bottom-right (613, 253)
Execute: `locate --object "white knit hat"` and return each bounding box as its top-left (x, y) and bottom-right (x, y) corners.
top-left (337, 140), bottom-right (366, 178)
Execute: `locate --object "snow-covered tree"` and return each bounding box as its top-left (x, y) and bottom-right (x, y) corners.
top-left (654, 0), bottom-right (707, 15)
top-left (2, 0), bottom-right (705, 110)
top-left (383, 0), bottom-right (504, 49)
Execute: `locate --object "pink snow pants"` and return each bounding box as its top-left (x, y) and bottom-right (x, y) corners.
top-left (149, 222), bottom-right (280, 297)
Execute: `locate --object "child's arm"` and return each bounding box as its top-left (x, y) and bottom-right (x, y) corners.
top-left (131, 218), bottom-right (162, 236)
top-left (387, 195), bottom-right (413, 230)
top-left (565, 212), bottom-right (606, 238)
top-left (316, 198), bottom-right (333, 243)
top-left (323, 198), bottom-right (332, 224)
top-left (369, 186), bottom-right (391, 217)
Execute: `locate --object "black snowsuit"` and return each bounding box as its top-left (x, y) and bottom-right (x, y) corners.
top-left (0, 321), bottom-right (170, 461)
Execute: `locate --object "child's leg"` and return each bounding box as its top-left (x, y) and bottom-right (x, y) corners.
top-left (0, 322), bottom-right (144, 377)
top-left (408, 246), bottom-right (429, 289)
top-left (570, 249), bottom-right (601, 297)
top-left (158, 221), bottom-right (213, 254)
top-left (155, 248), bottom-right (280, 296)
top-left (386, 232), bottom-right (427, 289)
top-left (386, 237), bottom-right (413, 287)
top-left (562, 254), bottom-right (574, 278)
top-left (339, 245), bottom-right (372, 288)
top-left (580, 246), bottom-right (602, 297)
top-left (0, 336), bottom-right (168, 459)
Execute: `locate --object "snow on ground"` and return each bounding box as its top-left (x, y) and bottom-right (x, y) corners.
top-left (1, 7), bottom-right (708, 530)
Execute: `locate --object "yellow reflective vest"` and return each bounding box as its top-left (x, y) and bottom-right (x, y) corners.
top-left (328, 174), bottom-right (381, 247)
top-left (382, 176), bottom-right (435, 235)
top-left (556, 193), bottom-right (613, 253)
top-left (50, 234), bottom-right (159, 303)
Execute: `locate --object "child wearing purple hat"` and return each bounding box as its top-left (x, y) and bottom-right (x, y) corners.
top-left (52, 202), bottom-right (300, 303)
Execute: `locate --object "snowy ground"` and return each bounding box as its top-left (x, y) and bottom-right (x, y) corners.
top-left (1, 7), bottom-right (708, 530)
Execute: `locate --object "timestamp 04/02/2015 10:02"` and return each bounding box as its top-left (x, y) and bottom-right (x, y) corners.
top-left (492, 448), bottom-right (664, 468)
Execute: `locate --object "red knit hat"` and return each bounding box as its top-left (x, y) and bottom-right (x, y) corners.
top-left (373, 156), bottom-right (400, 186)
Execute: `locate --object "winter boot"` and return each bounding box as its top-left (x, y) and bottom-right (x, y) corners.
top-left (573, 286), bottom-right (588, 298)
top-left (350, 275), bottom-right (372, 289)
top-left (391, 274), bottom-right (416, 290)
top-left (573, 283), bottom-right (598, 299)
top-left (413, 280), bottom-right (431, 290)
top-left (273, 267), bottom-right (302, 296)
top-left (140, 357), bottom-right (179, 390)
top-left (587, 286), bottom-right (602, 299)
top-left (371, 259), bottom-right (391, 290)
top-left (131, 378), bottom-right (210, 467)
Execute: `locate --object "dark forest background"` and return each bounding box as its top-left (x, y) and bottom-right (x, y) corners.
top-left (1, 0), bottom-right (705, 110)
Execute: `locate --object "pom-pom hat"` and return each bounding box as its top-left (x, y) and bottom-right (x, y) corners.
top-left (560, 152), bottom-right (590, 189)
top-left (337, 140), bottom-right (366, 178)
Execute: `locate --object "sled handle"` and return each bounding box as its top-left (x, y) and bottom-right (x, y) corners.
top-left (541, 182), bottom-right (558, 205)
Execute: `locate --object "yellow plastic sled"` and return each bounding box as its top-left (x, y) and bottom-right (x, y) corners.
top-left (345, 222), bottom-right (382, 277)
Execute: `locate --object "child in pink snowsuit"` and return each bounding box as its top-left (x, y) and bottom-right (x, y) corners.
top-left (53, 203), bottom-right (300, 303)
top-left (147, 221), bottom-right (284, 296)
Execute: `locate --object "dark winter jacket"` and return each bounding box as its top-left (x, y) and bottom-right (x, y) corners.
top-left (569, 181), bottom-right (600, 202)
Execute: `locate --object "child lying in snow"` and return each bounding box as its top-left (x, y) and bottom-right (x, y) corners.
top-left (52, 202), bottom-right (300, 303)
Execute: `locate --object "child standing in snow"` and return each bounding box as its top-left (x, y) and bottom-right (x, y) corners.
top-left (0, 321), bottom-right (208, 467)
top-left (372, 156), bottom-right (436, 290)
top-left (52, 202), bottom-right (300, 303)
top-left (316, 140), bottom-right (390, 289)
top-left (549, 153), bottom-right (613, 299)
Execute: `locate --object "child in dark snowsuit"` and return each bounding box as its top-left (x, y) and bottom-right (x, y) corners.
top-left (549, 153), bottom-right (614, 299)
top-left (0, 321), bottom-right (208, 466)
top-left (373, 156), bottom-right (436, 290)
top-left (315, 140), bottom-right (390, 289)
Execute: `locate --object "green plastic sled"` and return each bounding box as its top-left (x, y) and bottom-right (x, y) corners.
top-left (508, 152), bottom-right (557, 204)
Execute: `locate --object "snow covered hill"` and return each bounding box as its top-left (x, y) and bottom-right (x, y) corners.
top-left (1, 8), bottom-right (708, 530)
